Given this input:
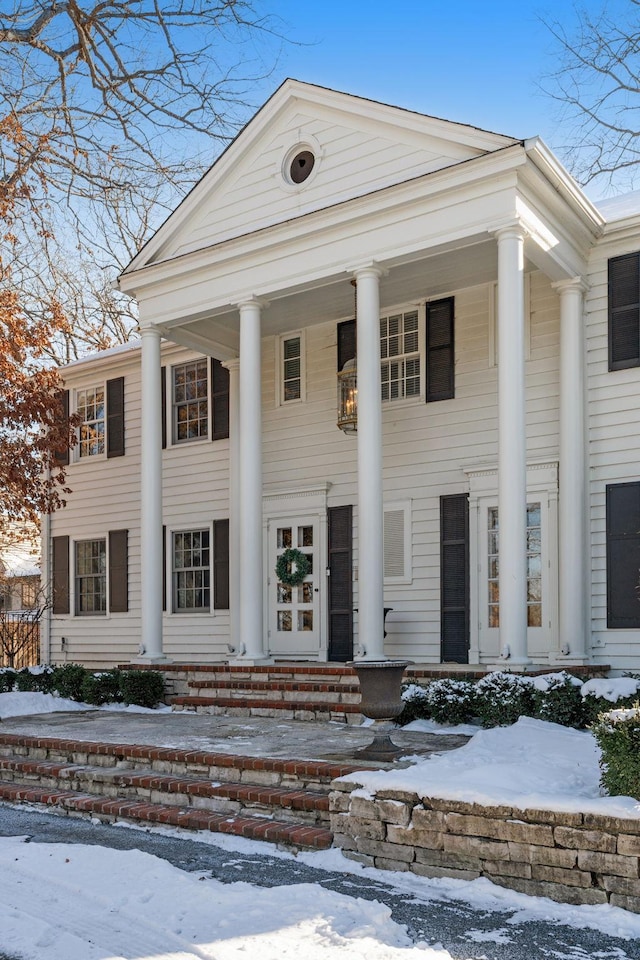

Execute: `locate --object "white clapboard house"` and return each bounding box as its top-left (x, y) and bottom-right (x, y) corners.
top-left (42, 80), bottom-right (640, 674)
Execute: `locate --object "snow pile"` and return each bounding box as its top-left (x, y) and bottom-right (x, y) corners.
top-left (0, 838), bottom-right (449, 960)
top-left (0, 691), bottom-right (170, 718)
top-left (581, 677), bottom-right (640, 701)
top-left (344, 717), bottom-right (640, 818)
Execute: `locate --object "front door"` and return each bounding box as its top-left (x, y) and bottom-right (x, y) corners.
top-left (268, 517), bottom-right (320, 658)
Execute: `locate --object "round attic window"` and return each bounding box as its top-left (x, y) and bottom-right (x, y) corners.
top-left (289, 150), bottom-right (315, 184)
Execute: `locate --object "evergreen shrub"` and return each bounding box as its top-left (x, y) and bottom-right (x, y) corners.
top-left (52, 664), bottom-right (88, 701)
top-left (118, 670), bottom-right (165, 708)
top-left (592, 706), bottom-right (640, 799)
top-left (532, 672), bottom-right (587, 728)
top-left (475, 671), bottom-right (535, 727)
top-left (81, 670), bottom-right (123, 706)
top-left (0, 670), bottom-right (16, 693)
top-left (426, 678), bottom-right (476, 725)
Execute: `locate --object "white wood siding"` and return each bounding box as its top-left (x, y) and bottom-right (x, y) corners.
top-left (171, 105), bottom-right (487, 259)
top-left (587, 236), bottom-right (640, 670)
top-left (50, 274), bottom-right (561, 666)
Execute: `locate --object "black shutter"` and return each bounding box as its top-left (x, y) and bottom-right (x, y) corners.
top-left (426, 297), bottom-right (455, 402)
top-left (337, 319), bottom-right (356, 372)
top-left (327, 505), bottom-right (353, 662)
top-left (52, 535), bottom-right (70, 615)
top-left (609, 253), bottom-right (640, 371)
top-left (106, 377), bottom-right (125, 458)
top-left (162, 525), bottom-right (167, 612)
top-left (607, 482), bottom-right (640, 628)
top-left (161, 366), bottom-right (167, 449)
top-left (108, 529), bottom-right (128, 613)
top-left (213, 518), bottom-right (230, 609)
top-left (440, 494), bottom-right (469, 663)
top-left (54, 390), bottom-right (70, 466)
top-left (211, 359), bottom-right (230, 441)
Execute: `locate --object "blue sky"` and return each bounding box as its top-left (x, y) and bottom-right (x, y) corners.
top-left (261, 1), bottom-right (607, 193)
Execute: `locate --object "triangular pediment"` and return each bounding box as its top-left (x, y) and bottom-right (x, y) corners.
top-left (126, 80), bottom-right (520, 272)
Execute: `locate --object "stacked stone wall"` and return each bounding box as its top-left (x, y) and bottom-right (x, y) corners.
top-left (330, 783), bottom-right (640, 911)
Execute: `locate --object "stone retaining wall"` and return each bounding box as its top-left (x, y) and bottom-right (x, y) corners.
top-left (330, 782), bottom-right (640, 912)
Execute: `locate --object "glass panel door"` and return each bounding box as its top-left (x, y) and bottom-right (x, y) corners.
top-left (269, 517), bottom-right (320, 657)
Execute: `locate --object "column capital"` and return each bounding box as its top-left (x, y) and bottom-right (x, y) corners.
top-left (347, 260), bottom-right (388, 281)
top-left (552, 276), bottom-right (589, 296)
top-left (491, 219), bottom-right (528, 243)
top-left (137, 322), bottom-right (162, 338)
top-left (221, 357), bottom-right (240, 372)
top-left (237, 296), bottom-right (269, 311)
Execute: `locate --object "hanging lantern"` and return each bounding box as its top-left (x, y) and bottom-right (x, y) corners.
top-left (337, 358), bottom-right (357, 434)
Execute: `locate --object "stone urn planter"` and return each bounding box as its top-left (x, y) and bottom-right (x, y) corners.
top-left (348, 660), bottom-right (413, 761)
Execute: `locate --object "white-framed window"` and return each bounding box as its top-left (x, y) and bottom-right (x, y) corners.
top-left (172, 359), bottom-right (209, 443)
top-left (74, 538), bottom-right (107, 616)
top-left (76, 385), bottom-right (105, 458)
top-left (277, 333), bottom-right (305, 405)
top-left (383, 501), bottom-right (412, 584)
top-left (466, 460), bottom-right (558, 660)
top-left (380, 309), bottom-right (421, 402)
top-left (488, 274), bottom-right (532, 367)
top-left (172, 528), bottom-right (210, 612)
top-left (486, 501), bottom-right (542, 629)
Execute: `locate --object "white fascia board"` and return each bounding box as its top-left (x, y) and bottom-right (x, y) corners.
top-left (59, 340), bottom-right (141, 376)
top-left (524, 137), bottom-right (605, 235)
top-left (119, 144), bottom-right (528, 303)
top-left (601, 213), bottom-right (640, 242)
top-left (125, 79), bottom-right (520, 275)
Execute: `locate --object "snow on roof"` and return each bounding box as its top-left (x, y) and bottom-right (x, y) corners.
top-left (595, 189), bottom-right (640, 222)
top-left (60, 338), bottom-right (141, 371)
top-left (0, 531), bottom-right (41, 579)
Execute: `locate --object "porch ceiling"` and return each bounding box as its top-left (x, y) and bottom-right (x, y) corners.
top-left (165, 236), bottom-right (536, 356)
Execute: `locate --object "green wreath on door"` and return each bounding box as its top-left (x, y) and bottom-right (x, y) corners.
top-left (275, 548), bottom-right (310, 586)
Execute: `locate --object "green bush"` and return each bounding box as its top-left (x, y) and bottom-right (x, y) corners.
top-left (397, 683), bottom-right (431, 726)
top-left (475, 672), bottom-right (535, 727)
top-left (80, 671), bottom-right (123, 706)
top-left (14, 669), bottom-right (38, 692)
top-left (0, 670), bottom-right (16, 693)
top-left (592, 706), bottom-right (640, 799)
top-left (426, 678), bottom-right (476, 725)
top-left (52, 664), bottom-right (88, 701)
top-left (532, 672), bottom-right (587, 728)
top-left (118, 670), bottom-right (165, 708)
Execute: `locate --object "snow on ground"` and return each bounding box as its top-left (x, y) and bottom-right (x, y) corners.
top-left (344, 716), bottom-right (640, 819)
top-left (0, 691), bottom-right (171, 718)
top-left (0, 837), bottom-right (448, 960)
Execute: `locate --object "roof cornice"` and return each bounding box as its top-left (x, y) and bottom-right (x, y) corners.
top-left (524, 137), bottom-right (604, 235)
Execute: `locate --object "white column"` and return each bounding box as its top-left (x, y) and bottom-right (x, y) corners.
top-left (222, 358), bottom-right (241, 656)
top-left (555, 278), bottom-right (588, 661)
top-left (237, 299), bottom-right (269, 662)
top-left (496, 225), bottom-right (529, 664)
top-left (354, 265), bottom-right (386, 661)
top-left (139, 323), bottom-right (165, 660)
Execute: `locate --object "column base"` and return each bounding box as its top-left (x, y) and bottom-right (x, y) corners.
top-left (227, 656), bottom-right (274, 666)
top-left (547, 655), bottom-right (590, 667)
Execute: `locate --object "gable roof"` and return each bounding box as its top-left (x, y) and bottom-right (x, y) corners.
top-left (122, 79), bottom-right (521, 276)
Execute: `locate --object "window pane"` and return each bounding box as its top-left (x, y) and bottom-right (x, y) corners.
top-left (380, 310), bottom-right (421, 403)
top-left (277, 584), bottom-right (292, 604)
top-left (173, 360), bottom-right (208, 442)
top-left (75, 539), bottom-right (106, 615)
top-left (277, 528), bottom-right (292, 549)
top-left (298, 526), bottom-right (313, 547)
top-left (172, 528), bottom-right (210, 611)
top-left (298, 610), bottom-right (313, 631)
top-left (277, 611), bottom-right (292, 631)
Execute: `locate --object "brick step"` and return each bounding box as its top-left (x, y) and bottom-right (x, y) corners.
top-left (0, 780), bottom-right (332, 850)
top-left (0, 757), bottom-right (330, 826)
top-left (0, 733), bottom-right (363, 789)
top-left (187, 679), bottom-right (361, 702)
top-left (170, 696), bottom-right (363, 723)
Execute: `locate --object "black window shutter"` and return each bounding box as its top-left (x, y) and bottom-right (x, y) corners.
top-left (162, 525), bottom-right (167, 612)
top-left (54, 390), bottom-right (70, 466)
top-left (327, 505), bottom-right (353, 662)
top-left (106, 377), bottom-right (125, 458)
top-left (161, 366), bottom-right (167, 450)
top-left (606, 482), bottom-right (640, 627)
top-left (211, 359), bottom-right (230, 441)
top-left (609, 253), bottom-right (640, 371)
top-left (108, 529), bottom-right (128, 613)
top-left (213, 518), bottom-right (230, 609)
top-left (337, 319), bottom-right (356, 372)
top-left (426, 297), bottom-right (455, 402)
top-left (440, 494), bottom-right (469, 663)
top-left (52, 535), bottom-right (70, 615)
